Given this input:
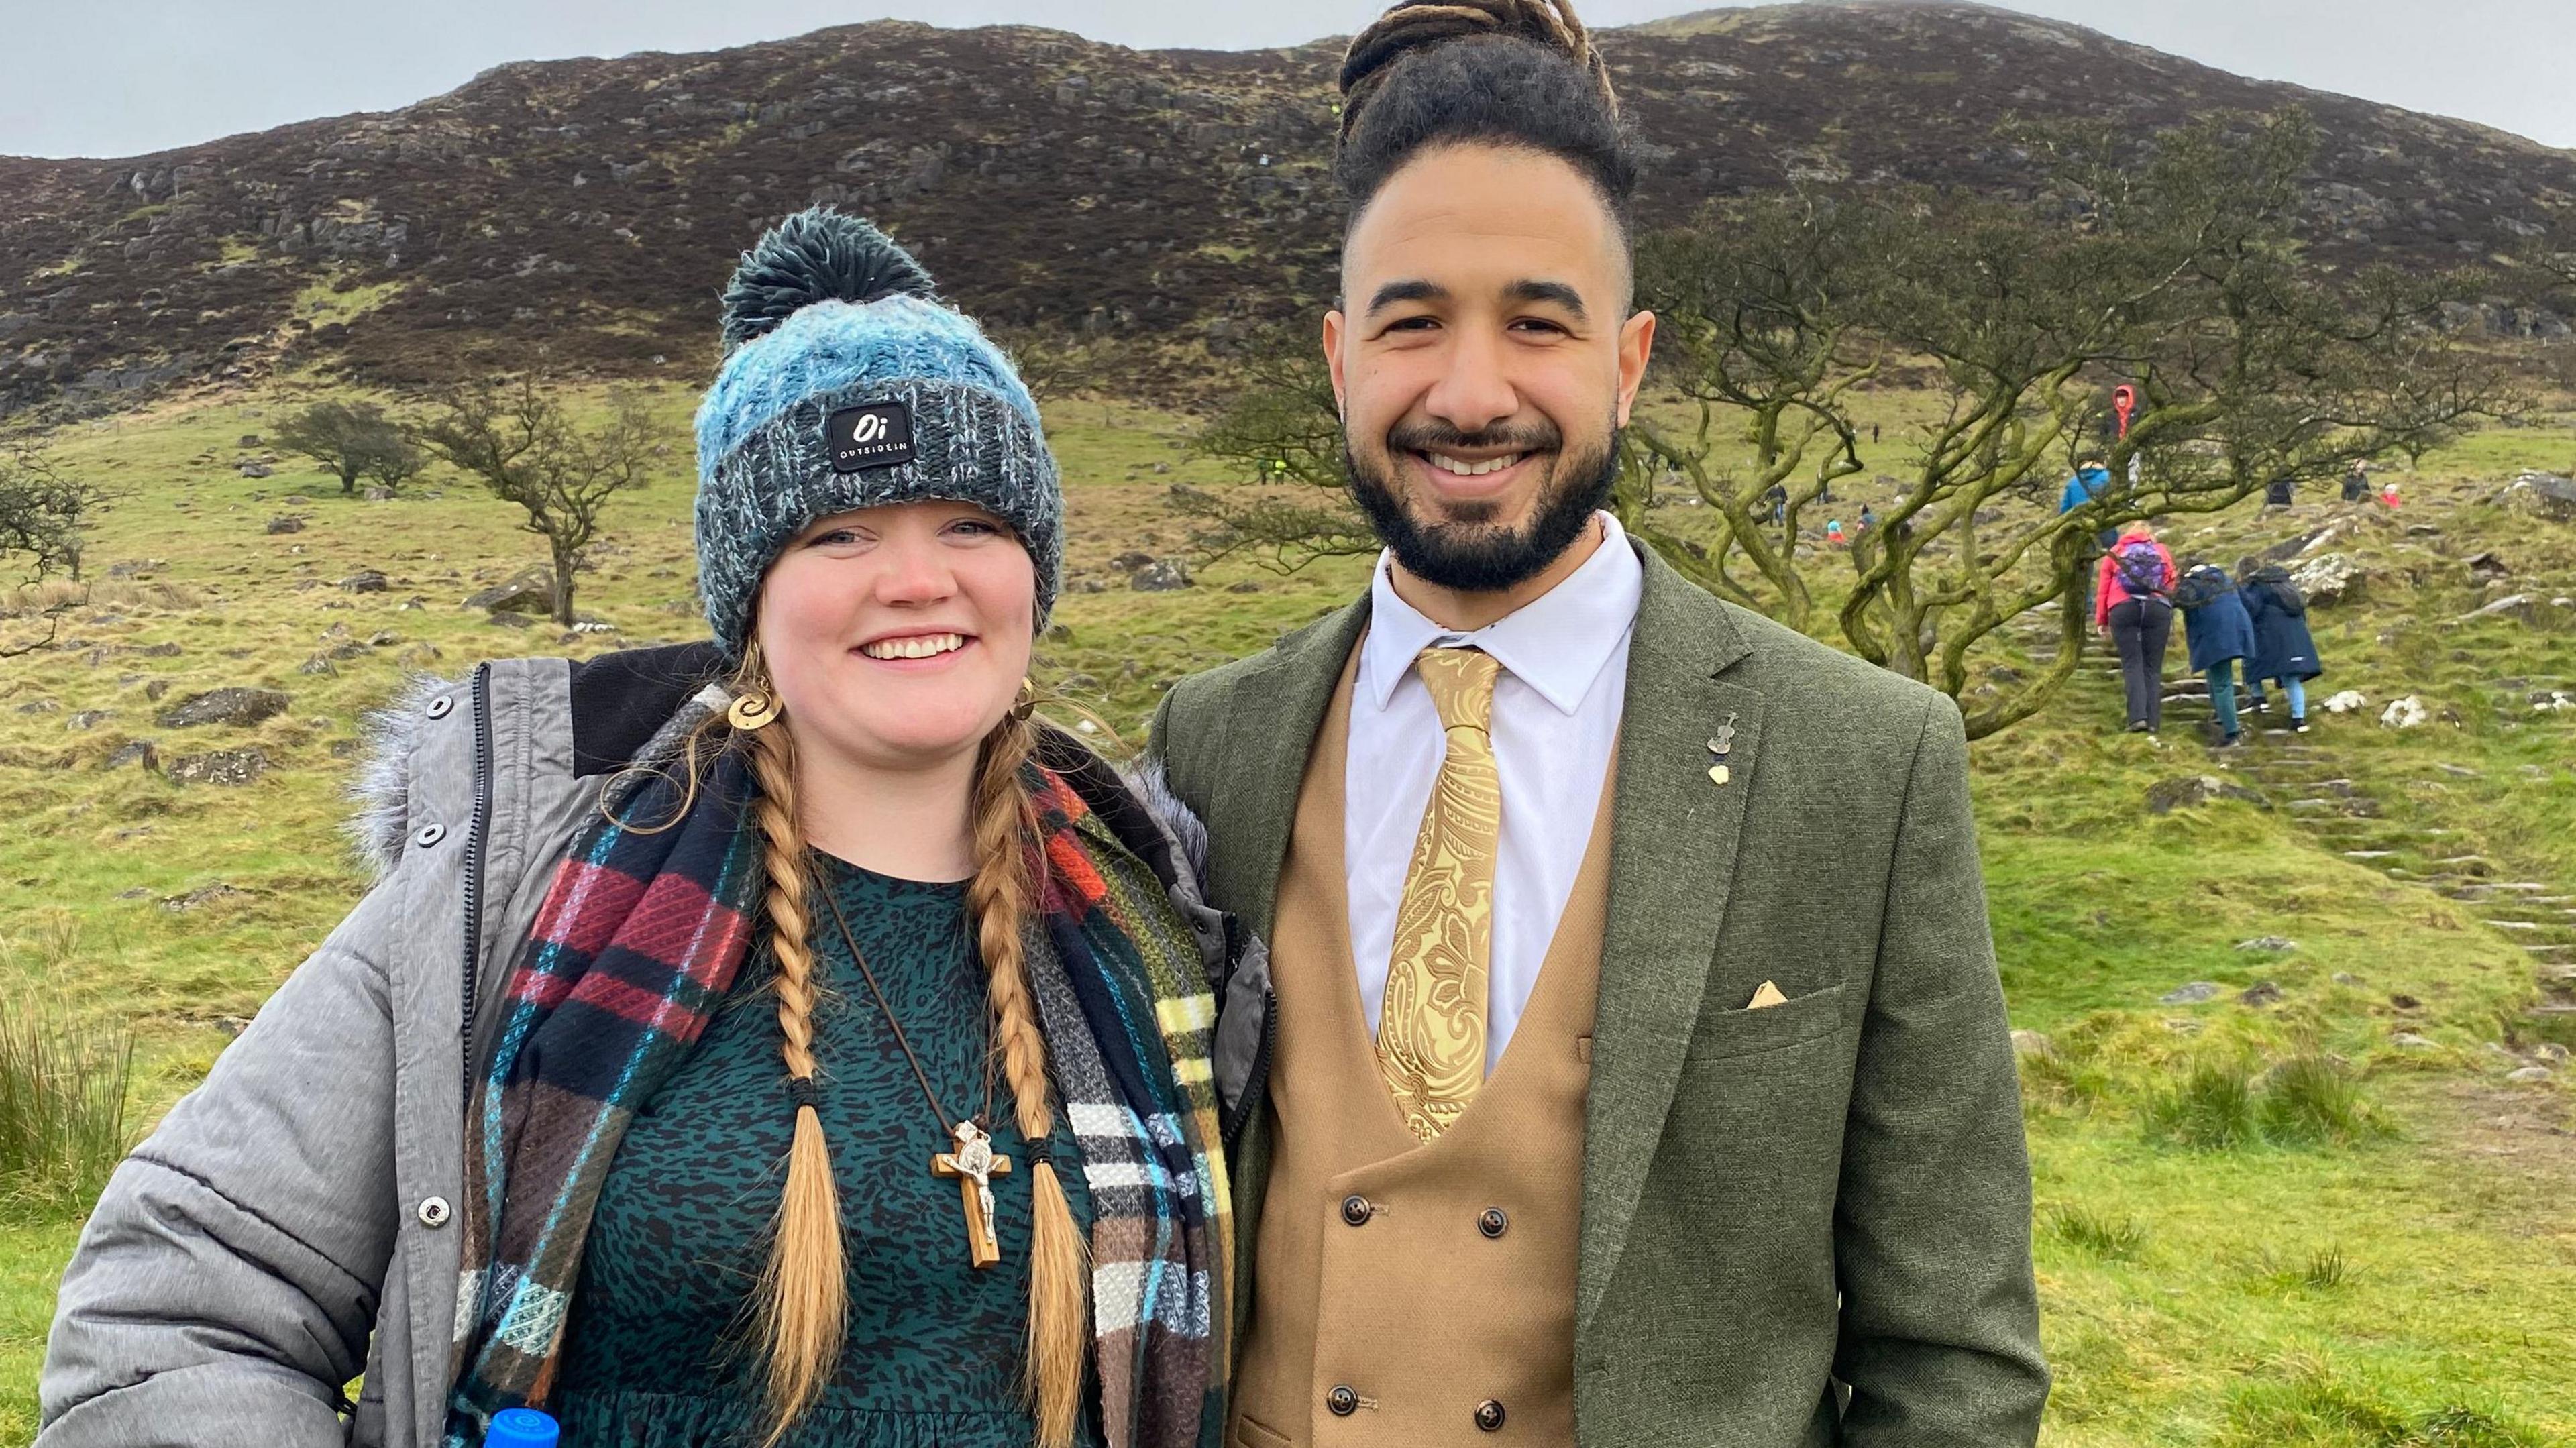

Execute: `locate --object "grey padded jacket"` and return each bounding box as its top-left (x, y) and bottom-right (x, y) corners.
top-left (36, 643), bottom-right (1267, 1448)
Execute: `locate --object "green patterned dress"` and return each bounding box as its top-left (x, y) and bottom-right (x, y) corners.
top-left (550, 853), bottom-right (1097, 1447)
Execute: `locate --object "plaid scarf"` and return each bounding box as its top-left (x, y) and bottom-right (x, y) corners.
top-left (444, 689), bottom-right (1230, 1447)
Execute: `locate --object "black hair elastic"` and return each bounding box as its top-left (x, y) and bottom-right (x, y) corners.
top-left (786, 1076), bottom-right (822, 1113)
top-left (1023, 1137), bottom-right (1053, 1171)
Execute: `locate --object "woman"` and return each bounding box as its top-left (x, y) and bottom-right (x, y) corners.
top-left (2239, 561), bottom-right (2324, 733)
top-left (40, 211), bottom-right (1246, 1448)
top-left (2094, 521), bottom-right (2178, 737)
top-left (2175, 563), bottom-right (2255, 748)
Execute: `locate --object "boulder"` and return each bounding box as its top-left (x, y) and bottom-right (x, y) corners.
top-left (2236, 936), bottom-right (2298, 952)
top-left (2494, 472), bottom-right (2576, 522)
top-left (2238, 981), bottom-right (2284, 1007)
top-left (166, 748), bottom-right (269, 786)
top-left (2009, 1029), bottom-right (2056, 1059)
top-left (102, 740), bottom-right (160, 772)
top-left (156, 687), bottom-right (290, 728)
top-left (2288, 552), bottom-right (2367, 605)
top-left (2504, 1065), bottom-right (2553, 1084)
top-left (1130, 558), bottom-right (1195, 592)
top-left (463, 569), bottom-right (555, 614)
top-left (339, 570), bottom-right (388, 593)
top-left (237, 461), bottom-right (272, 479)
top-left (2145, 775), bottom-right (2265, 814)
top-left (2159, 982), bottom-right (2223, 1005)
top-left (2464, 551), bottom-right (2512, 583)
top-left (2322, 689), bottom-right (2369, 715)
top-left (64, 710), bottom-right (114, 730)
top-left (2380, 695), bottom-right (2430, 730)
top-left (265, 515), bottom-right (304, 535)
top-left (2456, 593), bottom-right (2540, 624)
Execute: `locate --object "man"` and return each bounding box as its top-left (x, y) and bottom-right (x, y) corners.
top-left (2341, 457), bottom-right (2371, 504)
top-left (1151, 3), bottom-right (2047, 1445)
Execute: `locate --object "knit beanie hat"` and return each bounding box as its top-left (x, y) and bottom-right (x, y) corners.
top-left (692, 208), bottom-right (1063, 662)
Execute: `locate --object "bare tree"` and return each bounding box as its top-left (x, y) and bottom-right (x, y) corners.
top-left (272, 400), bottom-right (427, 496)
top-left (1181, 323), bottom-right (1379, 568)
top-left (1, 444), bottom-right (121, 586)
top-left (412, 380), bottom-right (661, 626)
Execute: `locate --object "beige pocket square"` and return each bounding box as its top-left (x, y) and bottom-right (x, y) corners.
top-left (1746, 980), bottom-right (1789, 1010)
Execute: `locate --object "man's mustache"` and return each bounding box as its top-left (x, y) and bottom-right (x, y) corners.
top-left (1383, 420), bottom-right (1563, 456)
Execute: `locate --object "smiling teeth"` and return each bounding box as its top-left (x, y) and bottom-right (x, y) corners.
top-left (1427, 453), bottom-right (1524, 477)
top-left (861, 633), bottom-right (965, 660)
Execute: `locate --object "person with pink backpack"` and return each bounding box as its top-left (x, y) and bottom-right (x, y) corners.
top-left (2095, 522), bottom-right (2180, 737)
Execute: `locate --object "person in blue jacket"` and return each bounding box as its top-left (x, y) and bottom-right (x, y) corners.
top-left (2057, 458), bottom-right (2117, 548)
top-left (2175, 563), bottom-right (2255, 748)
top-left (2237, 562), bottom-right (2323, 732)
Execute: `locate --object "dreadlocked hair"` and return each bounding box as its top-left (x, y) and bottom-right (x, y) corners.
top-left (647, 645), bottom-right (1087, 1447)
top-left (1336, 0), bottom-right (1634, 231)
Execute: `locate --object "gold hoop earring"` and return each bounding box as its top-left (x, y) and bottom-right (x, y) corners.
top-left (727, 690), bottom-right (780, 731)
top-left (1011, 678), bottom-right (1038, 723)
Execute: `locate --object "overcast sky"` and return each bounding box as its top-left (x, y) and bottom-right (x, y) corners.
top-left (5, 0), bottom-right (2572, 161)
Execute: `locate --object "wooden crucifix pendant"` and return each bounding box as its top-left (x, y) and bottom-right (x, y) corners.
top-left (930, 1120), bottom-right (1013, 1269)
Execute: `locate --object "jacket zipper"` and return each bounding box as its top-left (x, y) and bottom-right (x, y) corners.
top-left (1224, 985), bottom-right (1277, 1152)
top-left (455, 661), bottom-right (495, 1094)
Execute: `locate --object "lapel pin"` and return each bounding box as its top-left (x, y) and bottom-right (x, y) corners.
top-left (1707, 712), bottom-right (1739, 787)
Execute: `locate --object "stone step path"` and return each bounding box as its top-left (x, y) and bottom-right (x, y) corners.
top-left (2217, 744), bottom-right (2576, 1025)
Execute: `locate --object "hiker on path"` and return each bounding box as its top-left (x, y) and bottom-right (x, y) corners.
top-left (2057, 457), bottom-right (2118, 549)
top-left (2342, 459), bottom-right (2371, 504)
top-left (2263, 474), bottom-right (2295, 511)
top-left (2176, 562), bottom-right (2255, 748)
top-left (2096, 522), bottom-right (2179, 736)
top-left (1826, 516), bottom-right (1849, 545)
top-left (1148, 3), bottom-right (2047, 1441)
top-left (1765, 482), bottom-right (1788, 526)
top-left (40, 211), bottom-right (1240, 1448)
top-left (2239, 561), bottom-right (2323, 733)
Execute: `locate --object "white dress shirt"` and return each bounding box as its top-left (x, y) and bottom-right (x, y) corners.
top-left (1346, 511), bottom-right (1642, 1074)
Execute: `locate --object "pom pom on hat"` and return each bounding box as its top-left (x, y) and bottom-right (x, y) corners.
top-left (717, 207), bottom-right (936, 353)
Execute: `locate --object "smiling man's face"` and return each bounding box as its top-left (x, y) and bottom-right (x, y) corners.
top-left (1327, 142), bottom-right (1654, 595)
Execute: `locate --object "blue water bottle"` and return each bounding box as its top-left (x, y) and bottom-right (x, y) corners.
top-left (485, 1407), bottom-right (561, 1448)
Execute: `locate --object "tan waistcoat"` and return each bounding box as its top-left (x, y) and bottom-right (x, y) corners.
top-left (1231, 649), bottom-right (1613, 1448)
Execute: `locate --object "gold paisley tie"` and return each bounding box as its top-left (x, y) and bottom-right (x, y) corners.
top-left (1377, 645), bottom-right (1503, 1141)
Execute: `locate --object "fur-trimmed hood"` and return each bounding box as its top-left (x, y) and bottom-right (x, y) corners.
top-left (343, 669), bottom-right (466, 885)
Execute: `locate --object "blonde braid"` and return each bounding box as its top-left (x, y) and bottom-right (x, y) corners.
top-left (741, 717), bottom-right (849, 1447)
top-left (1339, 0), bottom-right (1619, 144)
top-left (966, 714), bottom-right (1090, 1448)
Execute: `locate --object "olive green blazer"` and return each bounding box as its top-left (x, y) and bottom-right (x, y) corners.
top-left (1150, 544), bottom-right (2048, 1447)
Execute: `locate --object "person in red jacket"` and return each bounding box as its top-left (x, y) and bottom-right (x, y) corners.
top-left (2096, 522), bottom-right (2180, 736)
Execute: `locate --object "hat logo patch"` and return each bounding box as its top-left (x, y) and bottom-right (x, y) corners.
top-left (826, 402), bottom-right (916, 473)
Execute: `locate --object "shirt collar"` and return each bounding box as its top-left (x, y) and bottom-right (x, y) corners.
top-left (1361, 511), bottom-right (1644, 716)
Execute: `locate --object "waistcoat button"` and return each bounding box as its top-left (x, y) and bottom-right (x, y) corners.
top-left (1340, 1194), bottom-right (1372, 1227)
top-left (1327, 1385), bottom-right (1359, 1417)
top-left (417, 1196), bottom-right (452, 1229)
top-left (1476, 1399), bottom-right (1507, 1432)
top-left (1479, 1207), bottom-right (1509, 1239)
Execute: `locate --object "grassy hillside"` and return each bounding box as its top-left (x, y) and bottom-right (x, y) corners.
top-left (1, 384), bottom-right (2572, 1443)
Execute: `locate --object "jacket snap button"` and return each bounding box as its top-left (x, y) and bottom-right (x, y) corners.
top-left (1479, 1207), bottom-right (1509, 1239)
top-left (1340, 1194), bottom-right (1372, 1227)
top-left (1476, 1399), bottom-right (1507, 1432)
top-left (1326, 1386), bottom-right (1359, 1417)
top-left (425, 695), bottom-right (453, 720)
top-left (417, 1196), bottom-right (451, 1229)
top-left (413, 823), bottom-right (446, 848)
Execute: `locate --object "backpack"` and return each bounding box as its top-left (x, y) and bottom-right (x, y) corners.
top-left (2111, 539), bottom-right (2174, 600)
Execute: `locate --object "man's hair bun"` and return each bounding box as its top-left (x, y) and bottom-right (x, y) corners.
top-left (1338, 0), bottom-right (1619, 146)
top-left (718, 207), bottom-right (937, 353)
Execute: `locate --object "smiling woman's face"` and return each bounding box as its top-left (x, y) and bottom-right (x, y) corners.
top-left (752, 499), bottom-right (1036, 773)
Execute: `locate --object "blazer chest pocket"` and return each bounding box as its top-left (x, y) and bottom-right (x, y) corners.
top-left (1684, 981), bottom-right (1850, 1062)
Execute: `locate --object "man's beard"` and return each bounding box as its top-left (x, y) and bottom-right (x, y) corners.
top-left (1346, 419), bottom-right (1621, 594)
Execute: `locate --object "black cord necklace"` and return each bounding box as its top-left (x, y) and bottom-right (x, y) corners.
top-left (814, 863), bottom-right (1014, 1269)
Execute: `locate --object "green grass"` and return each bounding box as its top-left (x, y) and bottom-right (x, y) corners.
top-left (4, 384), bottom-right (2575, 1441)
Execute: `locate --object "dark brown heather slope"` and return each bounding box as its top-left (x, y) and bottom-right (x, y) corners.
top-left (4, 0), bottom-right (2572, 417)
